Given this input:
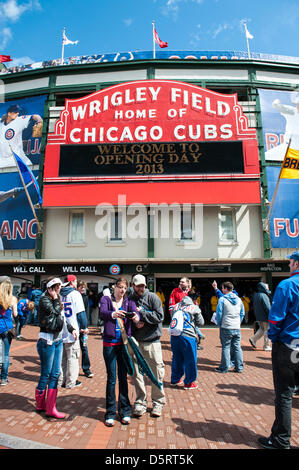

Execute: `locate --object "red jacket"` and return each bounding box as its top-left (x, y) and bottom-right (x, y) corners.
top-left (169, 287), bottom-right (189, 312)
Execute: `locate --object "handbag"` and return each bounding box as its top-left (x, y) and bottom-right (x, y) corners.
top-left (8, 327), bottom-right (17, 338)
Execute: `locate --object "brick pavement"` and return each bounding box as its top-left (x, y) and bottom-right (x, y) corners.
top-left (0, 325), bottom-right (298, 450)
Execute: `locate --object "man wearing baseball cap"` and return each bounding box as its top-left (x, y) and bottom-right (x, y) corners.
top-left (58, 275), bottom-right (89, 388)
top-left (258, 251), bottom-right (299, 449)
top-left (128, 274), bottom-right (166, 418)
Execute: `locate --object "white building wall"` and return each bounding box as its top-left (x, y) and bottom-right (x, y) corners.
top-left (43, 208), bottom-right (148, 260)
top-left (43, 205), bottom-right (263, 260)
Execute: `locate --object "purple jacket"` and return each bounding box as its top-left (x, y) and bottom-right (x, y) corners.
top-left (99, 295), bottom-right (138, 340)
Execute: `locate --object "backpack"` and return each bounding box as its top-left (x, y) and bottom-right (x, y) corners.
top-left (168, 309), bottom-right (184, 336)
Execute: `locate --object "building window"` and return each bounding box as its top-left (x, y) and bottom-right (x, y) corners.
top-left (219, 209), bottom-right (237, 242)
top-left (69, 212), bottom-right (84, 244)
top-left (110, 211), bottom-right (123, 241)
top-left (180, 209), bottom-right (193, 240)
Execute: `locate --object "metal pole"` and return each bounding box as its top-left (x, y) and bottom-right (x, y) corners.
top-left (152, 21), bottom-right (156, 59)
top-left (61, 28), bottom-right (65, 64)
top-left (9, 146), bottom-right (42, 233)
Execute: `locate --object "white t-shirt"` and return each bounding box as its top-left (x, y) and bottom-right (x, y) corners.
top-left (0, 115), bottom-right (32, 167)
top-left (60, 289), bottom-right (84, 343)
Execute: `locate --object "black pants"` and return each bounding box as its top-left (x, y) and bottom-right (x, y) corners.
top-left (271, 341), bottom-right (299, 448)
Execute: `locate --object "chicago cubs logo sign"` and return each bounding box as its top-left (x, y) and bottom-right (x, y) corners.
top-left (5, 128), bottom-right (15, 140)
top-left (109, 264), bottom-right (121, 275)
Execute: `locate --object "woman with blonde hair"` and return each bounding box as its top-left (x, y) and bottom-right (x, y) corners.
top-left (0, 276), bottom-right (17, 386)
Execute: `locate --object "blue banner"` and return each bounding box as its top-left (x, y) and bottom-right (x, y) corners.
top-left (266, 166), bottom-right (299, 248)
top-left (0, 170), bottom-right (41, 250)
top-left (258, 88), bottom-right (299, 162)
top-left (0, 95), bottom-right (46, 250)
top-left (0, 95), bottom-right (46, 167)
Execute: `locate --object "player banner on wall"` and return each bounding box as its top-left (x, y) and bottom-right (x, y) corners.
top-left (0, 95), bottom-right (46, 168)
top-left (266, 166), bottom-right (299, 248)
top-left (0, 171), bottom-right (40, 250)
top-left (258, 88), bottom-right (299, 162)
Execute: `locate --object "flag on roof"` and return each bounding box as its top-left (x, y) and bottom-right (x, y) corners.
top-left (0, 55), bottom-right (12, 63)
top-left (63, 30), bottom-right (78, 46)
top-left (153, 25), bottom-right (168, 48)
top-left (244, 23), bottom-right (254, 39)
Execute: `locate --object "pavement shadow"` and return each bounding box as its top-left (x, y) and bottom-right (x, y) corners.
top-left (57, 393), bottom-right (106, 421)
top-left (244, 360), bottom-right (272, 371)
top-left (0, 392), bottom-right (35, 412)
top-left (8, 370), bottom-right (39, 383)
top-left (172, 417), bottom-right (260, 448)
top-left (10, 355), bottom-right (39, 366)
top-left (216, 383), bottom-right (274, 406)
top-left (0, 391), bottom-right (107, 422)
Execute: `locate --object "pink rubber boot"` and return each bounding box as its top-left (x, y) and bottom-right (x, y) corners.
top-left (35, 388), bottom-right (46, 412)
top-left (45, 388), bottom-right (66, 419)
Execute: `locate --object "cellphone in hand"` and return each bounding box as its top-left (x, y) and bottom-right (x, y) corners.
top-left (125, 312), bottom-right (135, 319)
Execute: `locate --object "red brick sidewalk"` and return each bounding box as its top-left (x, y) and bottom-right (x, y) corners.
top-left (0, 325), bottom-right (298, 449)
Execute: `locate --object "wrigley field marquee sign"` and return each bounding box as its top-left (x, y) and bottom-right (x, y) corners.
top-left (45, 80), bottom-right (258, 183)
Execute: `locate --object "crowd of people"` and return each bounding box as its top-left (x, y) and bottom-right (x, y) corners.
top-left (0, 250), bottom-right (298, 449)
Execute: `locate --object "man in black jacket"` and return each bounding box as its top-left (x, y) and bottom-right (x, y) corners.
top-left (249, 282), bottom-right (272, 351)
top-left (128, 274), bottom-right (166, 418)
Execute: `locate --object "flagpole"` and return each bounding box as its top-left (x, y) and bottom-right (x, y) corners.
top-left (264, 138), bottom-right (291, 233)
top-left (243, 22), bottom-right (251, 59)
top-left (152, 21), bottom-right (156, 59)
top-left (61, 27), bottom-right (65, 65)
top-left (9, 146), bottom-right (42, 234)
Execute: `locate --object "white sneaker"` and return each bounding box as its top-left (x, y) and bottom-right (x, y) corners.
top-left (121, 416), bottom-right (131, 425)
top-left (133, 404), bottom-right (147, 417)
top-left (151, 404), bottom-right (163, 417)
top-left (105, 418), bottom-right (115, 427)
top-left (263, 346), bottom-right (272, 351)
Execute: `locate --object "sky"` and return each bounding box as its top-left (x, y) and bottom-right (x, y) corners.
top-left (1, 0), bottom-right (299, 67)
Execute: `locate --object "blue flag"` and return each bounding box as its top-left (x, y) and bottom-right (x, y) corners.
top-left (13, 151), bottom-right (42, 205)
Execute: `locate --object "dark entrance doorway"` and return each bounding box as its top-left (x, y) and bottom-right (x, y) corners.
top-left (156, 277), bottom-right (261, 325)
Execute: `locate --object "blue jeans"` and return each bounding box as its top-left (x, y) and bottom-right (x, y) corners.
top-left (171, 335), bottom-right (198, 384)
top-left (219, 328), bottom-right (243, 372)
top-left (36, 338), bottom-right (63, 390)
top-left (15, 315), bottom-right (26, 336)
top-left (79, 333), bottom-right (91, 374)
top-left (0, 333), bottom-right (12, 380)
top-left (103, 345), bottom-right (131, 420)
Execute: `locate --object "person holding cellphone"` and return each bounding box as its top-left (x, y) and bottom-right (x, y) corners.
top-left (99, 277), bottom-right (139, 427)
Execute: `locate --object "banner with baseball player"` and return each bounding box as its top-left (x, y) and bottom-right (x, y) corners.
top-left (0, 170), bottom-right (40, 250)
top-left (258, 88), bottom-right (299, 162)
top-left (0, 95), bottom-right (46, 168)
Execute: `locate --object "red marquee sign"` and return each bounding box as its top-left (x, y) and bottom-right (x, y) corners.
top-left (48, 80), bottom-right (256, 145)
top-left (44, 80), bottom-right (260, 207)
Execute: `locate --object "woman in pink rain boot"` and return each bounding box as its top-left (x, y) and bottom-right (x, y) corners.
top-left (35, 277), bottom-right (78, 418)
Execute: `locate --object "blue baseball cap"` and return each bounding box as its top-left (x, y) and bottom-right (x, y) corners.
top-left (286, 251), bottom-right (299, 262)
top-left (7, 104), bottom-right (22, 113)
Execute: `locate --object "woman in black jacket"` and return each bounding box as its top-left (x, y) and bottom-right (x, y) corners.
top-left (35, 277), bottom-right (78, 418)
